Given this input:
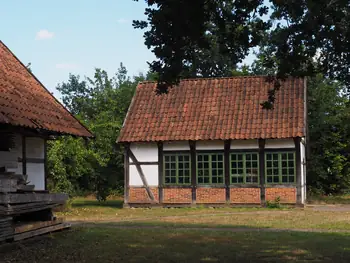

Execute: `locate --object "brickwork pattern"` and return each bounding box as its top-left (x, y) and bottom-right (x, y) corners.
top-left (163, 188), bottom-right (192, 203)
top-left (266, 188), bottom-right (296, 203)
top-left (230, 188), bottom-right (261, 203)
top-left (196, 188), bottom-right (226, 203)
top-left (128, 187), bottom-right (159, 203)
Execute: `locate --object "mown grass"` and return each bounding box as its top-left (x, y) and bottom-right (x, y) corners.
top-left (56, 197), bottom-right (350, 231)
top-left (3, 227), bottom-right (350, 262)
top-left (307, 194), bottom-right (350, 204)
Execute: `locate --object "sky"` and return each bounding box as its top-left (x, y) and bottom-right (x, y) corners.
top-left (0, 0), bottom-right (255, 98)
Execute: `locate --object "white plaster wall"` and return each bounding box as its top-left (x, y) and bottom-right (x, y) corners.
top-left (265, 138), bottom-right (295, 148)
top-left (27, 163), bottom-right (45, 190)
top-left (231, 139), bottom-right (258, 149)
top-left (129, 143), bottom-right (158, 186)
top-left (0, 133), bottom-right (22, 173)
top-left (196, 140), bottom-right (224, 150)
top-left (129, 143), bottom-right (158, 162)
top-left (163, 141), bottom-right (190, 151)
top-left (301, 141), bottom-right (306, 204)
top-left (26, 137), bottom-right (44, 158)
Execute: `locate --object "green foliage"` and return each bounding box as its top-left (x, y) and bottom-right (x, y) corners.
top-left (266, 197), bottom-right (281, 209)
top-left (307, 74), bottom-right (350, 194)
top-left (48, 63), bottom-right (146, 200)
top-left (133, 0), bottom-right (270, 92)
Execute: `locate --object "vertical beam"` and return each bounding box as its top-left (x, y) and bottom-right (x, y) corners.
top-left (224, 140), bottom-right (231, 202)
top-left (22, 135), bottom-right (27, 176)
top-left (189, 141), bottom-right (196, 204)
top-left (124, 143), bottom-right (130, 205)
top-left (44, 138), bottom-right (48, 190)
top-left (258, 139), bottom-right (265, 205)
top-left (294, 137), bottom-right (302, 205)
top-left (158, 141), bottom-right (164, 204)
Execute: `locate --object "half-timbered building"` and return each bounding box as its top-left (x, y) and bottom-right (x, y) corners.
top-left (118, 76), bottom-right (307, 207)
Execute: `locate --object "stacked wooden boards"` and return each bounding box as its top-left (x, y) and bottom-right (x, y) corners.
top-left (0, 192), bottom-right (69, 242)
top-left (0, 217), bottom-right (13, 242)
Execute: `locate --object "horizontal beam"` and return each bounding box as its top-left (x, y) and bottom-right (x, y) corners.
top-left (18, 157), bottom-right (44, 164)
top-left (129, 161), bottom-right (159, 165)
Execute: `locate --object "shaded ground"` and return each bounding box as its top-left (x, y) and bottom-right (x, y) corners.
top-left (2, 198), bottom-right (350, 262)
top-left (2, 227), bottom-right (350, 262)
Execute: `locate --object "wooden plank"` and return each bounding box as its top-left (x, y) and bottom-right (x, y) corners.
top-left (127, 148), bottom-right (156, 203)
top-left (259, 139), bottom-right (266, 205)
top-left (15, 219), bottom-right (63, 234)
top-left (22, 135), bottom-right (27, 176)
top-left (189, 141), bottom-right (196, 204)
top-left (158, 142), bottom-right (163, 204)
top-left (0, 179), bottom-right (17, 193)
top-left (294, 137), bottom-right (302, 204)
top-left (14, 223), bottom-right (70, 241)
top-left (124, 143), bottom-right (130, 205)
top-left (0, 193), bottom-right (68, 204)
top-left (16, 185), bottom-right (35, 192)
top-left (224, 140), bottom-right (231, 202)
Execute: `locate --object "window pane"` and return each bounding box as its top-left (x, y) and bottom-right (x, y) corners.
top-left (289, 176), bottom-right (295, 182)
top-left (273, 176), bottom-right (279, 183)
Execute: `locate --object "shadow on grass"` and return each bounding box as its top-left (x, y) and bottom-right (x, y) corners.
top-left (71, 199), bottom-right (123, 208)
top-left (2, 225), bottom-right (350, 262)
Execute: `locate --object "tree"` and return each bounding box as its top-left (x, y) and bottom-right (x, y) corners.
top-left (134, 0), bottom-right (350, 102)
top-left (133, 0), bottom-right (269, 92)
top-left (48, 64), bottom-right (145, 200)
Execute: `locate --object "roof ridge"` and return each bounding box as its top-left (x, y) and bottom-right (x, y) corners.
top-left (138, 75), bottom-right (293, 85)
top-left (0, 40), bottom-right (93, 138)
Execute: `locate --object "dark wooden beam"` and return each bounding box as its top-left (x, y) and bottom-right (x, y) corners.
top-left (294, 137), bottom-right (302, 205)
top-left (158, 142), bottom-right (164, 204)
top-left (258, 139), bottom-right (266, 205)
top-left (18, 158), bottom-right (45, 164)
top-left (130, 161), bottom-right (159, 165)
top-left (224, 140), bottom-right (231, 202)
top-left (22, 135), bottom-right (27, 176)
top-left (44, 139), bottom-right (48, 191)
top-left (128, 148), bottom-right (156, 203)
top-left (189, 140), bottom-right (197, 204)
top-left (124, 143), bottom-right (130, 205)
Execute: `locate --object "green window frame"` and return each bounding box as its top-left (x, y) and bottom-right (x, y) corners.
top-left (197, 153), bottom-right (224, 184)
top-left (230, 152), bottom-right (259, 184)
top-left (164, 153), bottom-right (191, 185)
top-left (265, 152), bottom-right (296, 184)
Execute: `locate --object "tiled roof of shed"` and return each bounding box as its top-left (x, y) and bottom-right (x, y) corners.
top-left (118, 76), bottom-right (305, 142)
top-left (0, 41), bottom-right (93, 137)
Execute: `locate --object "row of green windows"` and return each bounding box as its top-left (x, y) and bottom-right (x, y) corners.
top-left (164, 152), bottom-right (296, 185)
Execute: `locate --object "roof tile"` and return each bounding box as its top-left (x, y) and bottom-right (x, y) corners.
top-left (118, 76), bottom-right (305, 142)
top-left (0, 41), bottom-right (92, 137)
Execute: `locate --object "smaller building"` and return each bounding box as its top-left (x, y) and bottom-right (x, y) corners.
top-left (118, 76), bottom-right (307, 206)
top-left (0, 40), bottom-right (93, 190)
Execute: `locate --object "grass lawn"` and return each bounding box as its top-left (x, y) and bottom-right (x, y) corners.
top-left (3, 197), bottom-right (350, 262)
top-left (56, 197), bottom-right (350, 231)
top-left (2, 227), bottom-right (350, 262)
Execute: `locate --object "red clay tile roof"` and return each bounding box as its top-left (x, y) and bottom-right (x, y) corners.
top-left (0, 41), bottom-right (93, 137)
top-left (118, 76), bottom-right (306, 142)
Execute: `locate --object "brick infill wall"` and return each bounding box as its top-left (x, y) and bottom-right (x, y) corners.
top-left (129, 187), bottom-right (159, 203)
top-left (196, 188), bottom-right (226, 203)
top-left (163, 188), bottom-right (192, 203)
top-left (230, 188), bottom-right (261, 203)
top-left (265, 188), bottom-right (296, 203)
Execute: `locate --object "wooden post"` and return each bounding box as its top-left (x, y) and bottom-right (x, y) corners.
top-left (294, 137), bottom-right (302, 205)
top-left (22, 135), bottom-right (26, 176)
top-left (128, 148), bottom-right (156, 202)
top-left (44, 138), bottom-right (48, 190)
top-left (189, 141), bottom-right (196, 204)
top-left (158, 142), bottom-right (164, 204)
top-left (224, 140), bottom-right (231, 202)
top-left (124, 143), bottom-right (130, 205)
top-left (259, 139), bottom-right (266, 205)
